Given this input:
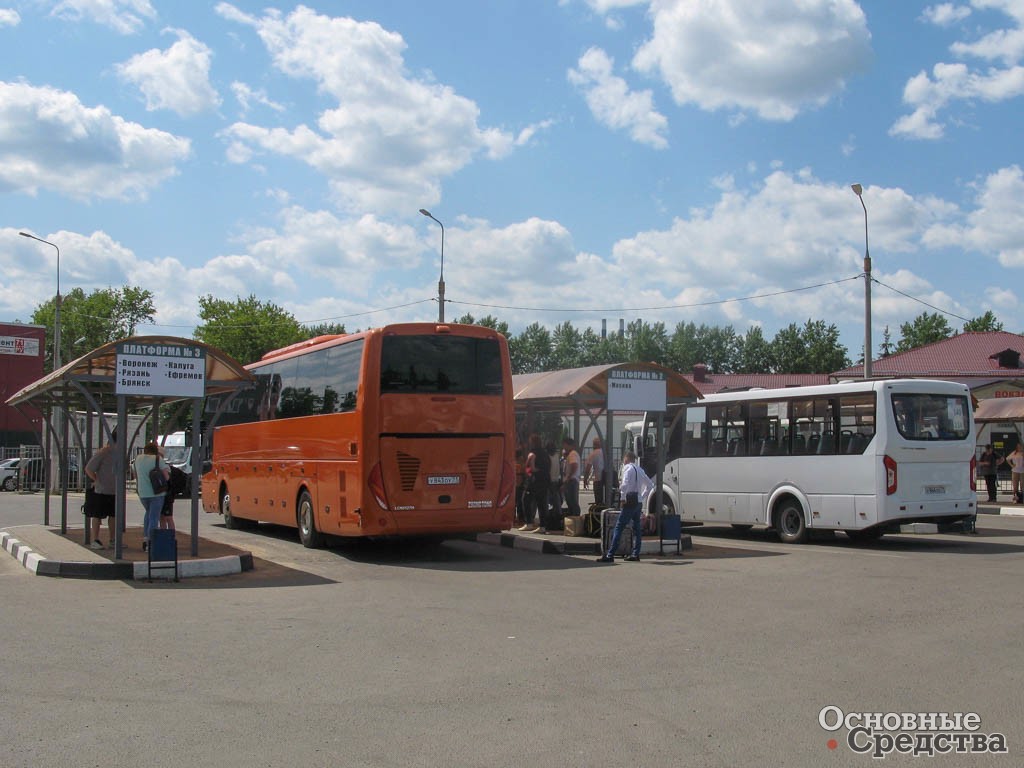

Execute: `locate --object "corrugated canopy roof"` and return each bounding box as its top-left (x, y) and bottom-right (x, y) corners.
top-left (973, 397), bottom-right (1024, 423)
top-left (5, 335), bottom-right (254, 413)
top-left (513, 362), bottom-right (702, 409)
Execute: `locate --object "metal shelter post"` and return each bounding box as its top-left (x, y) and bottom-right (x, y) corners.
top-left (113, 396), bottom-right (127, 561)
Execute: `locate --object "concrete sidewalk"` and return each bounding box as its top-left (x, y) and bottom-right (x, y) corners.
top-left (0, 524), bottom-right (254, 580)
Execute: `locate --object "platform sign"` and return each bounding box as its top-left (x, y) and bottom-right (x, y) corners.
top-left (115, 342), bottom-right (206, 397)
top-left (607, 369), bottom-right (667, 412)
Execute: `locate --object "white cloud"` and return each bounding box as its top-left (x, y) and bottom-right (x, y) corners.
top-left (216, 4), bottom-right (520, 214)
top-left (924, 164), bottom-right (1024, 265)
top-left (231, 82), bottom-right (285, 116)
top-left (0, 81), bottom-right (191, 201)
top-left (51, 0), bottom-right (155, 35)
top-left (0, 8), bottom-right (20, 27)
top-left (568, 47), bottom-right (669, 148)
top-left (893, 1), bottom-right (1024, 138)
top-left (922, 4), bottom-right (972, 26)
top-left (115, 29), bottom-right (221, 116)
top-left (632, 0), bottom-right (872, 121)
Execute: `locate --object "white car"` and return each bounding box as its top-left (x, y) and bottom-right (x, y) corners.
top-left (0, 458), bottom-right (21, 491)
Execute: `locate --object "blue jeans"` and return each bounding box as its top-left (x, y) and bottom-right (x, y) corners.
top-left (141, 495), bottom-right (164, 541)
top-left (606, 502), bottom-right (642, 558)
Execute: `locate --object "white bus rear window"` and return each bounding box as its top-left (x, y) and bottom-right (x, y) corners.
top-left (891, 393), bottom-right (970, 441)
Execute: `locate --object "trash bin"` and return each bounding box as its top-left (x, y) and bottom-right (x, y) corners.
top-left (660, 514), bottom-right (682, 555)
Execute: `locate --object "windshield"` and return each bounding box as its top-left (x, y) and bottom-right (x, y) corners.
top-left (891, 393), bottom-right (970, 441)
top-left (380, 335), bottom-right (504, 395)
top-left (162, 446), bottom-right (189, 464)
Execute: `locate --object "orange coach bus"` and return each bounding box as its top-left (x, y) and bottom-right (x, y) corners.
top-left (201, 322), bottom-right (517, 546)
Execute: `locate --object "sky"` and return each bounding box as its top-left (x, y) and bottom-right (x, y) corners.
top-left (3, 0), bottom-right (1024, 363)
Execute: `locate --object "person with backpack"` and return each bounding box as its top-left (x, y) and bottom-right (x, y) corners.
top-left (159, 465), bottom-right (188, 532)
top-left (133, 442), bottom-right (169, 552)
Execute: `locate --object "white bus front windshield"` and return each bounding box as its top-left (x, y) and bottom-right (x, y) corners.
top-left (891, 393), bottom-right (970, 441)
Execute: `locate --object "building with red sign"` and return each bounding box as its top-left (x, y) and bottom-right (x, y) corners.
top-left (0, 322), bottom-right (46, 451)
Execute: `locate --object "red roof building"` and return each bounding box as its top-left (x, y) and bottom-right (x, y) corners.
top-left (683, 363), bottom-right (830, 396)
top-left (831, 331), bottom-right (1024, 381)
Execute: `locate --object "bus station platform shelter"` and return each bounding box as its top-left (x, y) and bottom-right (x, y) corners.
top-left (512, 362), bottom-right (702, 505)
top-left (5, 336), bottom-right (254, 559)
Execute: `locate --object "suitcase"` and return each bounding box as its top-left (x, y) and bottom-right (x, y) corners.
top-left (601, 509), bottom-right (634, 556)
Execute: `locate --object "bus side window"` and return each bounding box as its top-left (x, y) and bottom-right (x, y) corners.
top-left (818, 431), bottom-right (835, 454)
top-left (711, 438), bottom-right (727, 456)
top-left (847, 433), bottom-right (868, 454)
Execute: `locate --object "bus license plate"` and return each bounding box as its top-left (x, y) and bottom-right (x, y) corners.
top-left (427, 475), bottom-right (461, 486)
top-left (924, 485), bottom-right (945, 495)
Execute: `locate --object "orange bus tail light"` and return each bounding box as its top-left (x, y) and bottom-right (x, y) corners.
top-left (497, 460), bottom-right (515, 508)
top-left (368, 462), bottom-right (389, 510)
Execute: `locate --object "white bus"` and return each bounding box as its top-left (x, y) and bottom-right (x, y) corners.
top-left (630, 379), bottom-right (977, 543)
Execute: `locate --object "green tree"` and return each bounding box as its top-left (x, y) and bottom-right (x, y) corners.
top-left (624, 319), bottom-right (669, 365)
top-left (193, 294), bottom-right (305, 365)
top-left (767, 320), bottom-right (849, 373)
top-left (769, 323), bottom-right (807, 373)
top-left (896, 312), bottom-right (953, 353)
top-left (802, 319), bottom-right (850, 373)
top-left (303, 321), bottom-right (347, 339)
top-left (696, 325), bottom-right (740, 373)
top-left (963, 311), bottom-right (1004, 333)
top-left (737, 326), bottom-right (772, 373)
top-left (551, 321), bottom-right (585, 369)
top-left (509, 323), bottom-right (553, 373)
top-left (667, 321), bottom-right (700, 372)
top-left (31, 285), bottom-right (156, 371)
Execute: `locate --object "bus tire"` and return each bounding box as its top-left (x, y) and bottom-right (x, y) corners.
top-left (650, 494), bottom-right (675, 517)
top-left (221, 486), bottom-right (241, 529)
top-left (297, 489), bottom-right (323, 549)
top-left (775, 499), bottom-right (809, 544)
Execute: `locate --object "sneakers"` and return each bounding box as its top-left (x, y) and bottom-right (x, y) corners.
top-left (523, 526), bottom-right (539, 532)
top-left (538, 528), bottom-right (547, 534)
top-left (142, 540), bottom-right (148, 552)
top-left (624, 554), bottom-right (641, 562)
top-left (517, 524), bottom-right (531, 531)
top-left (596, 554), bottom-right (614, 563)
top-left (89, 539), bottom-right (103, 550)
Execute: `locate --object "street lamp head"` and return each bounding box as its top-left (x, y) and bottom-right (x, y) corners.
top-left (851, 183), bottom-right (863, 196)
top-left (19, 231), bottom-right (33, 238)
top-left (419, 208), bottom-right (431, 217)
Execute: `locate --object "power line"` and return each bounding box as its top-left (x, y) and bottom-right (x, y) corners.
top-left (136, 299), bottom-right (436, 331)
top-left (871, 278), bottom-right (971, 323)
top-left (447, 275), bottom-right (863, 314)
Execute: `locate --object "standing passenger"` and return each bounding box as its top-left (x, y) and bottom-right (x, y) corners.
top-left (597, 451), bottom-right (652, 562)
top-left (83, 430), bottom-right (118, 549)
top-left (133, 442), bottom-right (168, 551)
top-left (583, 437), bottom-right (605, 508)
top-left (562, 437), bottom-right (581, 521)
top-left (977, 444), bottom-right (1001, 504)
top-left (1009, 444), bottom-right (1024, 504)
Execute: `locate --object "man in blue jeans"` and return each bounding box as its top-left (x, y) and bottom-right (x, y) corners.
top-left (598, 451), bottom-right (651, 562)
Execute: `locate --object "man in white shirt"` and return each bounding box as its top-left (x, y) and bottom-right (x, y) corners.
top-left (597, 451), bottom-right (652, 563)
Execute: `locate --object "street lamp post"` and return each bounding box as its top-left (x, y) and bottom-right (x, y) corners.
top-left (851, 185), bottom-right (871, 379)
top-left (419, 208), bottom-right (445, 323)
top-left (19, 231), bottom-right (62, 369)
